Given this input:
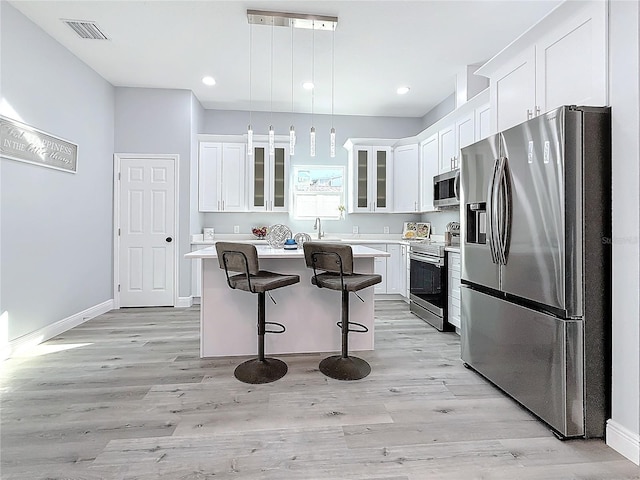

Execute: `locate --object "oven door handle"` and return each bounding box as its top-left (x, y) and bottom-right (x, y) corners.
top-left (409, 253), bottom-right (444, 267)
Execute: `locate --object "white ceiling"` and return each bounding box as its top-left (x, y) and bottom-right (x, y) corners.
top-left (11, 0), bottom-right (562, 118)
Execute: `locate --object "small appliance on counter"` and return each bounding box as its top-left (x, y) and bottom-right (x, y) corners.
top-left (444, 222), bottom-right (460, 246)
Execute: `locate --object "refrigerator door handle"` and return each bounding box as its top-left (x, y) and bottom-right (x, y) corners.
top-left (494, 156), bottom-right (512, 265)
top-left (493, 157), bottom-right (506, 265)
top-left (499, 157), bottom-right (512, 265)
top-left (486, 158), bottom-right (500, 264)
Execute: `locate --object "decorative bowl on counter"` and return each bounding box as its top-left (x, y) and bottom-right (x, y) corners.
top-left (251, 226), bottom-right (268, 238)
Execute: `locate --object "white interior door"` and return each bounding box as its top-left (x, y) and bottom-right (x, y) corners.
top-left (118, 156), bottom-right (176, 307)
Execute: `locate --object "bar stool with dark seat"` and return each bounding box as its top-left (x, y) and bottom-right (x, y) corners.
top-left (215, 242), bottom-right (300, 384)
top-left (303, 242), bottom-right (382, 381)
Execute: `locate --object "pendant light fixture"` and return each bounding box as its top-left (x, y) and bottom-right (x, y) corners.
top-left (246, 10), bottom-right (338, 159)
top-left (330, 26), bottom-right (336, 158)
top-left (289, 24), bottom-right (296, 156)
top-left (310, 21), bottom-right (316, 157)
top-left (247, 23), bottom-right (253, 156)
top-left (268, 20), bottom-right (275, 157)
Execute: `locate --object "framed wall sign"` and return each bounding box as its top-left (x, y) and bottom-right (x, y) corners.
top-left (0, 115), bottom-right (78, 173)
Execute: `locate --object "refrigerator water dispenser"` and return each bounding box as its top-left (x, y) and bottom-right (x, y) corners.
top-left (466, 202), bottom-right (487, 244)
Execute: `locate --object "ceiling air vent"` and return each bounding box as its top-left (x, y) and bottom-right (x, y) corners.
top-left (62, 19), bottom-right (109, 40)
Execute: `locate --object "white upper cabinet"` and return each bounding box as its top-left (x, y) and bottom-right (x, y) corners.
top-left (419, 133), bottom-right (439, 212)
top-left (392, 144), bottom-right (420, 213)
top-left (347, 145), bottom-right (393, 213)
top-left (535, 4), bottom-right (607, 112)
top-left (198, 142), bottom-right (246, 212)
top-left (490, 48), bottom-right (537, 132)
top-left (476, 0), bottom-right (607, 133)
top-left (438, 124), bottom-right (456, 174)
top-left (475, 102), bottom-right (491, 141)
top-left (439, 112), bottom-right (474, 174)
top-left (248, 143), bottom-right (289, 212)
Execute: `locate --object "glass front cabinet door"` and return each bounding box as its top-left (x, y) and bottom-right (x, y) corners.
top-left (248, 143), bottom-right (289, 212)
top-left (349, 146), bottom-right (392, 213)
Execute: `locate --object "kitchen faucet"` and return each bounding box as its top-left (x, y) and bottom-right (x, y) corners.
top-left (313, 217), bottom-right (323, 240)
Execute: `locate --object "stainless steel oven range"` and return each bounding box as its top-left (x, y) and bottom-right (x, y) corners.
top-left (409, 241), bottom-right (449, 331)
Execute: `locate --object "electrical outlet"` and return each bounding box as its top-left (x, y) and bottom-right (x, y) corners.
top-left (233, 225), bottom-right (240, 234)
top-left (352, 226), bottom-right (359, 234)
top-left (383, 226), bottom-right (390, 234)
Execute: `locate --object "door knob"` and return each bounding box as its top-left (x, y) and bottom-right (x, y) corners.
top-left (166, 237), bottom-right (173, 243)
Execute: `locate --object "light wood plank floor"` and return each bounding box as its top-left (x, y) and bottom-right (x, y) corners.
top-left (1, 300), bottom-right (638, 479)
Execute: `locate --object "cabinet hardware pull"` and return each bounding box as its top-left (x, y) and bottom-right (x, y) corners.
top-left (218, 200), bottom-right (220, 210)
top-left (527, 109), bottom-right (533, 119)
top-left (535, 106), bottom-right (541, 116)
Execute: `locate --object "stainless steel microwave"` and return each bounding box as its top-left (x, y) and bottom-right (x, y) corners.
top-left (433, 169), bottom-right (460, 208)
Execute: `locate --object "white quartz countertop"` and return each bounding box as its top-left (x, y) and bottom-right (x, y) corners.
top-left (445, 246), bottom-right (461, 253)
top-left (186, 244), bottom-right (391, 259)
top-left (190, 233), bottom-right (446, 246)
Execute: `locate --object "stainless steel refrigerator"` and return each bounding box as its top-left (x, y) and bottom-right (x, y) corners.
top-left (460, 105), bottom-right (611, 438)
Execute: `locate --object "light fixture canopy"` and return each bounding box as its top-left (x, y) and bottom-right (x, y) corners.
top-left (303, 82), bottom-right (315, 90)
top-left (397, 86), bottom-right (410, 95)
top-left (247, 10), bottom-right (337, 31)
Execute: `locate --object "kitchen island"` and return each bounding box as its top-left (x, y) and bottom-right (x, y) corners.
top-left (186, 244), bottom-right (390, 358)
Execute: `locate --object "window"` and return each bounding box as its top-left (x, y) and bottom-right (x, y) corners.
top-left (292, 165), bottom-right (345, 219)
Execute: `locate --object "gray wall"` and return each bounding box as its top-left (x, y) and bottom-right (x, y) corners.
top-left (421, 209), bottom-right (460, 237)
top-left (114, 87), bottom-right (194, 298)
top-left (200, 109), bottom-right (424, 236)
top-left (1, 3), bottom-right (115, 341)
top-left (421, 93), bottom-right (456, 130)
top-left (609, 0), bottom-right (640, 457)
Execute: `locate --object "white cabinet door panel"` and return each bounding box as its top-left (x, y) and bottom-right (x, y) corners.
top-left (220, 143), bottom-right (246, 212)
top-left (420, 134), bottom-right (439, 212)
top-left (393, 144), bottom-right (419, 212)
top-left (438, 125), bottom-right (456, 173)
top-left (198, 143), bottom-right (222, 212)
top-left (493, 48), bottom-right (536, 132)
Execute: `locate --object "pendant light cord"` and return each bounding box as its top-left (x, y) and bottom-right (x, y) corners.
top-left (331, 26), bottom-right (335, 128)
top-left (270, 21), bottom-right (274, 126)
top-left (249, 23), bottom-right (253, 127)
top-left (311, 22), bottom-right (315, 127)
top-left (291, 24), bottom-right (294, 122)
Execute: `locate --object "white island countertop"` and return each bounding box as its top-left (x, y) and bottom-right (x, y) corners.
top-left (186, 244), bottom-right (391, 259)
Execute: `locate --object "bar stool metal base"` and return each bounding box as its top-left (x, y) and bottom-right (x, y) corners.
top-left (234, 358), bottom-right (288, 384)
top-left (319, 355), bottom-right (371, 381)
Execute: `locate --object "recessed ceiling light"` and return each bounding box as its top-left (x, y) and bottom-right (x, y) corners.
top-left (202, 76), bottom-right (216, 86)
top-left (397, 86), bottom-right (410, 95)
top-left (303, 82), bottom-right (314, 90)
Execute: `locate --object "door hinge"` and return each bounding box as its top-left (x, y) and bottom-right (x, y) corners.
top-left (118, 228), bottom-right (121, 236)
top-left (118, 172), bottom-right (121, 180)
top-left (118, 284), bottom-right (121, 292)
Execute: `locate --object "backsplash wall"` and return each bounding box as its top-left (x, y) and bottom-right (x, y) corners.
top-left (201, 212), bottom-right (422, 237)
top-left (421, 209), bottom-right (460, 236)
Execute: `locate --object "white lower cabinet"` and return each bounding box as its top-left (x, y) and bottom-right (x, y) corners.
top-left (447, 251), bottom-right (461, 330)
top-left (191, 244), bottom-right (206, 300)
top-left (386, 244), bottom-right (403, 295)
top-left (367, 243), bottom-right (409, 297)
top-left (369, 244), bottom-right (388, 294)
top-left (405, 244), bottom-right (411, 299)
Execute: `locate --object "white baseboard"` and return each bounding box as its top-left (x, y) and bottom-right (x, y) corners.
top-left (176, 296), bottom-right (193, 308)
top-left (607, 419), bottom-right (640, 465)
top-left (4, 299), bottom-right (114, 360)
